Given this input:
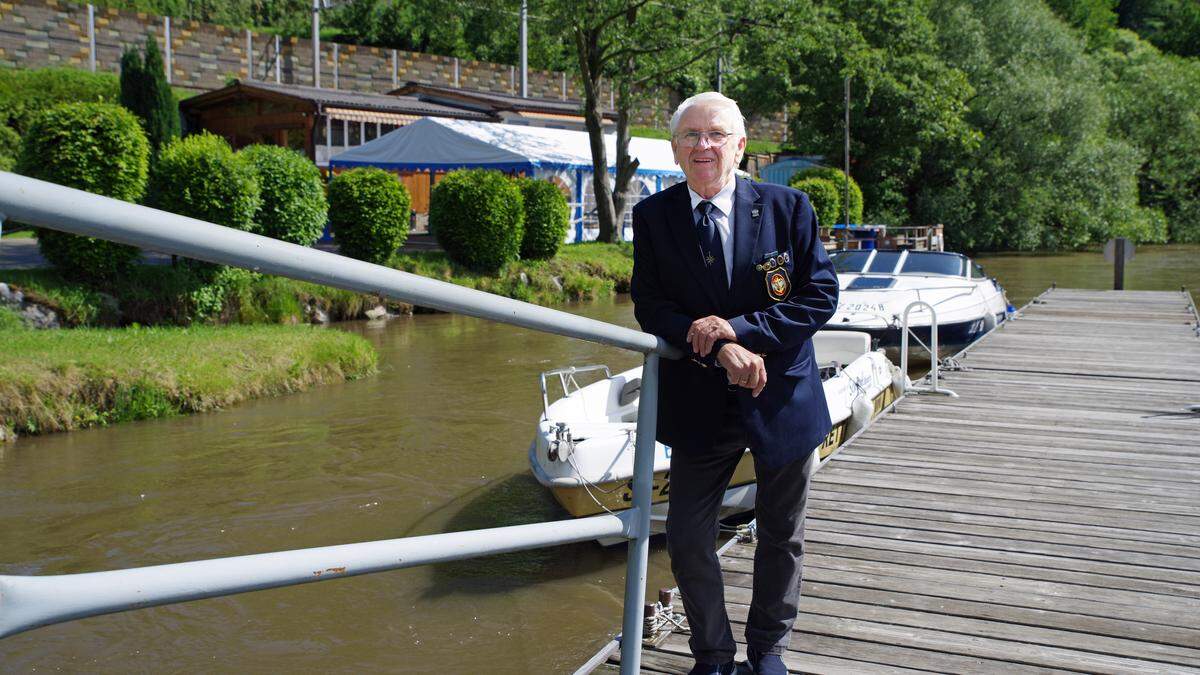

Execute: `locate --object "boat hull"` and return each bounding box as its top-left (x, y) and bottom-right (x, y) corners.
top-left (536, 385), bottom-right (895, 519)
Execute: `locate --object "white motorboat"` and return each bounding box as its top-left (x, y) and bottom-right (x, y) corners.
top-left (823, 249), bottom-right (1013, 353)
top-left (528, 331), bottom-right (902, 535)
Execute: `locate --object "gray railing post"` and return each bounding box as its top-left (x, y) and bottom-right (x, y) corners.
top-left (619, 352), bottom-right (658, 675)
top-left (900, 300), bottom-right (957, 398)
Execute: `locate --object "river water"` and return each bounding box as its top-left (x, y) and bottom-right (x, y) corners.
top-left (1, 244), bottom-right (1196, 672)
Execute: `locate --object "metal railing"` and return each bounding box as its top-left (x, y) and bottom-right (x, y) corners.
top-left (899, 300), bottom-right (958, 398)
top-left (0, 171), bottom-right (682, 675)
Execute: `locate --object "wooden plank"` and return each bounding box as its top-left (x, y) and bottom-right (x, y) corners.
top-left (723, 550), bottom-right (1200, 614)
top-left (807, 497), bottom-right (1200, 547)
top-left (810, 485), bottom-right (1200, 537)
top-left (815, 470), bottom-right (1200, 518)
top-left (723, 597), bottom-right (1200, 672)
top-left (805, 506), bottom-right (1200, 562)
top-left (826, 457), bottom-right (1199, 499)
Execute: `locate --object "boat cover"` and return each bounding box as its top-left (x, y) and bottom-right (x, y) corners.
top-left (329, 117), bottom-right (685, 177)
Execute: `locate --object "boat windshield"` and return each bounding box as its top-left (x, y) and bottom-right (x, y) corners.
top-left (830, 250), bottom-right (871, 273)
top-left (865, 251), bottom-right (903, 274)
top-left (900, 252), bottom-right (967, 276)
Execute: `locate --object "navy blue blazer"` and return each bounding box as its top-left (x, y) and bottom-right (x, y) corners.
top-left (631, 177), bottom-right (839, 468)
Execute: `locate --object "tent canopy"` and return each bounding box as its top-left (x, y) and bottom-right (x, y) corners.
top-left (329, 117), bottom-right (684, 177)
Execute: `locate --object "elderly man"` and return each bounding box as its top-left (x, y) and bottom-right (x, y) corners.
top-left (630, 92), bottom-right (838, 675)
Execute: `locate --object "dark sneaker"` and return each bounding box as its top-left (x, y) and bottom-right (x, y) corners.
top-left (743, 647), bottom-right (787, 675)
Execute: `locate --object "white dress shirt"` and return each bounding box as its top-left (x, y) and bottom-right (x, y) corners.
top-left (688, 178), bottom-right (736, 286)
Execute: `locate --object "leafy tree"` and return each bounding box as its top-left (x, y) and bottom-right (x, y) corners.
top-left (119, 35), bottom-right (180, 156)
top-left (540, 0), bottom-right (775, 243)
top-left (732, 0), bottom-right (976, 226)
top-left (1117, 0), bottom-right (1200, 57)
top-left (1045, 0), bottom-right (1119, 49)
top-left (918, 0), bottom-right (1160, 250)
top-left (1100, 30), bottom-right (1200, 241)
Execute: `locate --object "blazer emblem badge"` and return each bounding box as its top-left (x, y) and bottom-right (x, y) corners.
top-left (756, 252), bottom-right (791, 301)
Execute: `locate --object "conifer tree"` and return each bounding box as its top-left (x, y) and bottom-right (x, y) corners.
top-left (119, 35), bottom-right (180, 157)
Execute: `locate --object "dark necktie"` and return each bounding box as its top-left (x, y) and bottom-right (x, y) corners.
top-left (696, 200), bottom-right (728, 289)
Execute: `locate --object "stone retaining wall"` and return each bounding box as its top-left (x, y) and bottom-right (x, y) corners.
top-left (0, 0), bottom-right (786, 140)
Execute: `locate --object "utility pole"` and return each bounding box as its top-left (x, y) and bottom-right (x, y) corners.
top-left (519, 0), bottom-right (528, 97)
top-left (843, 76), bottom-right (851, 229)
top-left (312, 0), bottom-right (321, 88)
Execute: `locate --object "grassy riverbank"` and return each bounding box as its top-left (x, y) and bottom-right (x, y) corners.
top-left (0, 242), bottom-right (635, 326)
top-left (0, 323), bottom-right (377, 440)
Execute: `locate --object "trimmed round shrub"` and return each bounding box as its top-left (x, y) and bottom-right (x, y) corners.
top-left (791, 178), bottom-right (842, 228)
top-left (16, 102), bottom-right (149, 280)
top-left (239, 144), bottom-right (328, 246)
top-left (328, 167), bottom-right (412, 264)
top-left (515, 177), bottom-right (569, 260)
top-left (791, 167), bottom-right (863, 225)
top-left (430, 169), bottom-right (524, 272)
top-left (148, 132), bottom-right (260, 231)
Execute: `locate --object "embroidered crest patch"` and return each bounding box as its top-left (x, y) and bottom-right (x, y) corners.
top-left (766, 268), bottom-right (791, 301)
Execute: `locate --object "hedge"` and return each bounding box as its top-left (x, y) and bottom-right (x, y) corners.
top-left (0, 124), bottom-right (18, 171)
top-left (0, 67), bottom-right (120, 135)
top-left (791, 178), bottom-right (842, 229)
top-left (516, 177), bottom-right (569, 260)
top-left (148, 132), bottom-right (260, 232)
top-left (240, 144), bottom-right (328, 246)
top-left (430, 169), bottom-right (524, 272)
top-left (16, 102), bottom-right (149, 281)
top-left (328, 168), bottom-right (412, 264)
top-left (791, 167), bottom-right (863, 225)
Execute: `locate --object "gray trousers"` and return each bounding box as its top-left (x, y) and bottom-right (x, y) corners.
top-left (666, 394), bottom-right (813, 665)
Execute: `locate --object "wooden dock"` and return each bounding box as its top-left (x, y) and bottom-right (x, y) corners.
top-left (607, 288), bottom-right (1200, 673)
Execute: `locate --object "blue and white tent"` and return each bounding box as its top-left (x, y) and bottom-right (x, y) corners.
top-left (329, 117), bottom-right (685, 242)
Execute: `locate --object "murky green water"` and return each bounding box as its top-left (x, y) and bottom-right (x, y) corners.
top-left (1, 244), bottom-right (1195, 672)
top-left (976, 243), bottom-right (1200, 309)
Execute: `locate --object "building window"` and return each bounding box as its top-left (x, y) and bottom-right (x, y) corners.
top-left (365, 123), bottom-right (377, 142)
top-left (331, 119), bottom-right (345, 146)
top-left (348, 121), bottom-right (361, 146)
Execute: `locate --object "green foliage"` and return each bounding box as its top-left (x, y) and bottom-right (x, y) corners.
top-left (916, 0), bottom-right (1158, 250)
top-left (16, 102), bottom-right (149, 281)
top-left (0, 67), bottom-right (120, 135)
top-left (149, 132), bottom-right (261, 231)
top-left (791, 168), bottom-right (864, 225)
top-left (515, 178), bottom-right (569, 260)
top-left (119, 35), bottom-right (180, 156)
top-left (328, 167), bottom-right (412, 264)
top-left (239, 144), bottom-right (328, 246)
top-left (1101, 30), bottom-right (1200, 243)
top-left (790, 178), bottom-right (842, 228)
top-left (0, 123), bottom-right (18, 171)
top-left (430, 169), bottom-right (524, 272)
top-left (1117, 0), bottom-right (1200, 57)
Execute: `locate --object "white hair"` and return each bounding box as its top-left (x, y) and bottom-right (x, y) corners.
top-left (669, 92), bottom-right (747, 137)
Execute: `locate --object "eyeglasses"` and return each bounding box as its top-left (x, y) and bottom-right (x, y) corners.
top-left (675, 130), bottom-right (734, 148)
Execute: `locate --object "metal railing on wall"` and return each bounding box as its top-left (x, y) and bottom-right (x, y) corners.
top-left (0, 171), bottom-right (682, 675)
